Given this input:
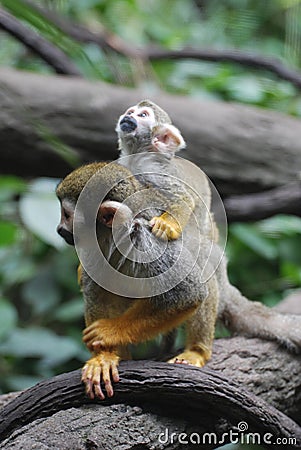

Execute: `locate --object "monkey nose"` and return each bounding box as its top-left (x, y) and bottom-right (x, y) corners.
top-left (119, 115), bottom-right (137, 133)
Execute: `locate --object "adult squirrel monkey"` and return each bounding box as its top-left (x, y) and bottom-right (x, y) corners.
top-left (56, 161), bottom-right (210, 398)
top-left (56, 160), bottom-right (301, 400)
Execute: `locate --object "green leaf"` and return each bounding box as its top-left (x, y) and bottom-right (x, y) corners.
top-left (54, 297), bottom-right (84, 322)
top-left (278, 235), bottom-right (301, 265)
top-left (0, 327), bottom-right (81, 367)
top-left (227, 76), bottom-right (264, 103)
top-left (231, 223), bottom-right (277, 260)
top-left (0, 222), bottom-right (19, 246)
top-left (0, 248), bottom-right (36, 286)
top-left (259, 215), bottom-right (301, 237)
top-left (22, 273), bottom-right (61, 315)
top-left (0, 176), bottom-right (27, 202)
top-left (281, 261), bottom-right (301, 285)
top-left (0, 298), bottom-right (17, 339)
top-left (19, 178), bottom-right (66, 249)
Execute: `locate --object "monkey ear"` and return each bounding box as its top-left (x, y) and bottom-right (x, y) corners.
top-left (152, 124), bottom-right (186, 155)
top-left (98, 201), bottom-right (119, 227)
top-left (97, 200), bottom-right (133, 228)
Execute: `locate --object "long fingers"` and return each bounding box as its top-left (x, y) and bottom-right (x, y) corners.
top-left (81, 353), bottom-right (120, 400)
top-left (82, 361), bottom-right (105, 400)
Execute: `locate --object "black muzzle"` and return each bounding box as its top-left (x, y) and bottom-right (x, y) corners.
top-left (119, 115), bottom-right (137, 133)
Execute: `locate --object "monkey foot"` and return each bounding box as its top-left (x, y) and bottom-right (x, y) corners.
top-left (81, 351), bottom-right (120, 400)
top-left (150, 215), bottom-right (181, 240)
top-left (167, 349), bottom-right (211, 367)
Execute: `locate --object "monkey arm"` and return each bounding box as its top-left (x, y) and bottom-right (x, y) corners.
top-left (82, 300), bottom-right (197, 350)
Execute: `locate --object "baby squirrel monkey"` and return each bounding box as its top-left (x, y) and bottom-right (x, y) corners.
top-left (116, 99), bottom-right (201, 241)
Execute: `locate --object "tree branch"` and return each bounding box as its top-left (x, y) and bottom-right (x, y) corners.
top-left (0, 338), bottom-right (300, 448)
top-left (0, 365), bottom-right (299, 448)
top-left (1, 68), bottom-right (301, 200)
top-left (276, 291), bottom-right (301, 315)
top-left (22, 0), bottom-right (301, 89)
top-left (0, 8), bottom-right (82, 76)
top-left (224, 182), bottom-right (301, 222)
top-left (147, 48), bottom-right (301, 90)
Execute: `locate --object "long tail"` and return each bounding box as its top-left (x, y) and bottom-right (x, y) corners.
top-left (218, 271), bottom-right (301, 353)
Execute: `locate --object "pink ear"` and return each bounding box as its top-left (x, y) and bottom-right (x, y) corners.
top-left (152, 124), bottom-right (185, 154)
top-left (98, 203), bottom-right (118, 227)
top-left (152, 129), bottom-right (173, 153)
top-left (155, 128), bottom-right (173, 145)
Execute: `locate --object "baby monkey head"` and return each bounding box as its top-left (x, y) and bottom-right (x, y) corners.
top-left (116, 100), bottom-right (185, 157)
top-left (116, 99), bottom-right (171, 135)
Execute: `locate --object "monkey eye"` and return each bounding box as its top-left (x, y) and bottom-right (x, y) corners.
top-left (63, 209), bottom-right (70, 220)
top-left (138, 110), bottom-right (149, 118)
top-left (62, 206), bottom-right (72, 220)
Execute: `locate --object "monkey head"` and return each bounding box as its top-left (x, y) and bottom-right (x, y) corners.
top-left (55, 162), bottom-right (142, 247)
top-left (55, 163), bottom-right (109, 246)
top-left (116, 99), bottom-right (172, 156)
top-left (56, 197), bottom-right (75, 245)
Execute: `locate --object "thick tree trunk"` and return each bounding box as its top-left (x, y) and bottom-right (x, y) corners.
top-left (0, 337), bottom-right (300, 449)
top-left (1, 68), bottom-right (301, 196)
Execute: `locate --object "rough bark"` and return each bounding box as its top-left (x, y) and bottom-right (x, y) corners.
top-left (0, 337), bottom-right (300, 449)
top-left (1, 68), bottom-right (301, 197)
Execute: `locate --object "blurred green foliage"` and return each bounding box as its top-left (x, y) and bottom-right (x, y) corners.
top-left (0, 177), bottom-right (88, 392)
top-left (1, 0), bottom-right (301, 113)
top-left (0, 0), bottom-right (301, 401)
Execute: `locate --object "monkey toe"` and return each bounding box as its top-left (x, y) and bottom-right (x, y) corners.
top-left (166, 227), bottom-right (181, 240)
top-left (81, 352), bottom-right (120, 400)
top-left (82, 359), bottom-right (104, 400)
top-left (174, 358), bottom-right (190, 365)
top-left (168, 349), bottom-right (210, 368)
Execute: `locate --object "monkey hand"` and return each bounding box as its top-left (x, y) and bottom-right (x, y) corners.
top-left (83, 318), bottom-right (127, 350)
top-left (150, 213), bottom-right (181, 240)
top-left (82, 351), bottom-right (120, 400)
top-left (168, 348), bottom-right (211, 368)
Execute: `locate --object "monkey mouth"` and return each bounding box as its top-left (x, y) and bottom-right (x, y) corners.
top-left (119, 115), bottom-right (137, 133)
top-left (57, 227), bottom-right (75, 246)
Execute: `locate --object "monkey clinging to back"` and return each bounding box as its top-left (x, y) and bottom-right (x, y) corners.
top-left (116, 99), bottom-right (213, 242)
